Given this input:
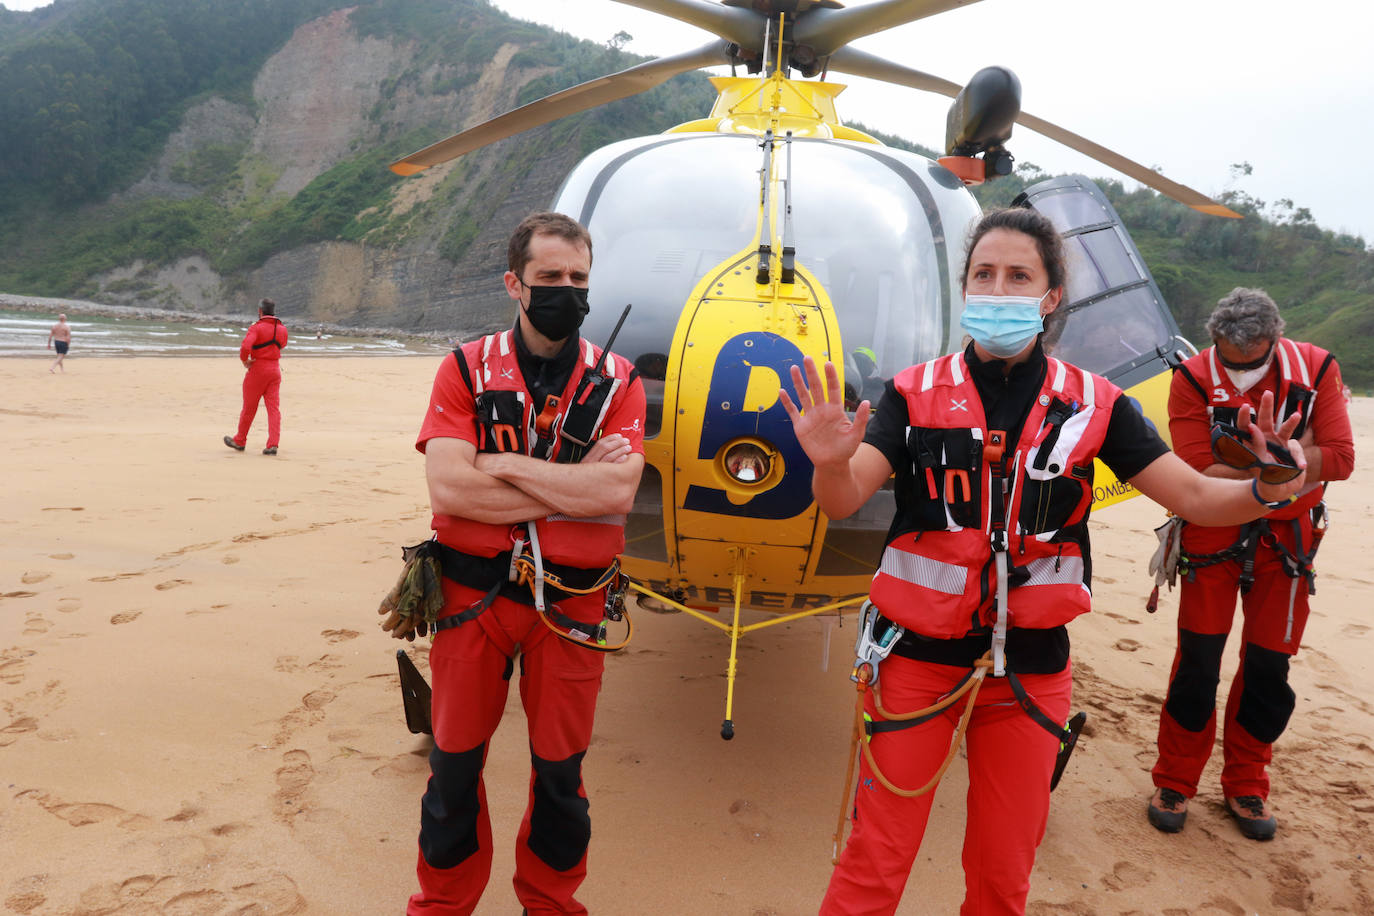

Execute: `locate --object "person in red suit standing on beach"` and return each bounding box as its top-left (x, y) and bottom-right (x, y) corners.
top-left (224, 298), bottom-right (288, 455)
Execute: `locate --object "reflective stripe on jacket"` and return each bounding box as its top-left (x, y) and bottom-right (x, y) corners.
top-left (869, 353), bottom-right (1120, 638)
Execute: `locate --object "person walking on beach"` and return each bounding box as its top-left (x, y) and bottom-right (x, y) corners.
top-left (47, 313), bottom-right (71, 372)
top-left (782, 207), bottom-right (1312, 915)
top-left (398, 211), bottom-right (645, 915)
top-left (1146, 288), bottom-right (1353, 841)
top-left (224, 298), bottom-right (287, 455)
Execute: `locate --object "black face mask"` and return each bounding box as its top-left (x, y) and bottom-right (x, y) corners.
top-left (523, 284), bottom-right (589, 341)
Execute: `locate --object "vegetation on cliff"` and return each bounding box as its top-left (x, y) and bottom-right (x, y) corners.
top-left (0, 0), bottom-right (1370, 385)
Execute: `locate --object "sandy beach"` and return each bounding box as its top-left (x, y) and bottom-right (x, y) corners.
top-left (2, 355), bottom-right (1371, 915)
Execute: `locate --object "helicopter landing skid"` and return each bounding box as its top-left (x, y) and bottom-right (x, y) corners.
top-left (627, 548), bottom-right (866, 740)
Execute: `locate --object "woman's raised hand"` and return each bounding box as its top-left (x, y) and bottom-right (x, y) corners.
top-left (780, 356), bottom-right (870, 469)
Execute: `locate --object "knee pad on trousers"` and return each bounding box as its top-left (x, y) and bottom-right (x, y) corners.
top-left (419, 743), bottom-right (485, 869)
top-left (1235, 643), bottom-right (1295, 744)
top-left (528, 750), bottom-right (590, 872)
top-left (1165, 630), bottom-right (1227, 732)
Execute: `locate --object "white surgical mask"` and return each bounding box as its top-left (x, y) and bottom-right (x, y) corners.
top-left (1225, 364), bottom-right (1271, 394)
top-left (960, 292), bottom-right (1051, 358)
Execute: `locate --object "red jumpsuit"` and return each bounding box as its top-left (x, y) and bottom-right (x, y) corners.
top-left (825, 347), bottom-right (1166, 915)
top-left (410, 338), bottom-right (645, 916)
top-left (1152, 340), bottom-right (1353, 802)
top-left (232, 316), bottom-right (287, 449)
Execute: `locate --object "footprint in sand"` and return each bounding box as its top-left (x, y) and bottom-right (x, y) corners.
top-left (274, 749), bottom-right (315, 820)
top-left (49, 553), bottom-right (74, 560)
top-left (1340, 622), bottom-right (1369, 638)
top-left (1, 648), bottom-right (36, 685)
top-left (57, 597), bottom-right (81, 613)
top-left (30, 794), bottom-right (129, 827)
top-left (221, 555), bottom-right (240, 565)
top-left (2, 590), bottom-right (38, 599)
top-left (271, 513), bottom-right (287, 521)
top-left (20, 571), bottom-right (50, 584)
top-left (728, 798), bottom-right (773, 843)
top-left (154, 579), bottom-right (191, 591)
top-left (89, 572), bottom-right (143, 583)
top-left (23, 615), bottom-right (51, 636)
top-left (0, 717), bottom-right (39, 747)
top-left (321, 628), bottom-right (360, 644)
top-left (110, 611), bottom-right (142, 626)
top-left (40, 506), bottom-right (84, 512)
top-left (164, 805), bottom-right (199, 823)
top-left (3, 874), bottom-right (48, 914)
top-left (1100, 858), bottom-right (1154, 891)
top-left (1113, 638), bottom-right (1142, 652)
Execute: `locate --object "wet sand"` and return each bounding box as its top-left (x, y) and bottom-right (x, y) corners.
top-left (2, 356), bottom-right (1371, 914)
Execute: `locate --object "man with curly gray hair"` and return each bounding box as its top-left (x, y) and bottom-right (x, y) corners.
top-left (1147, 286), bottom-right (1354, 841)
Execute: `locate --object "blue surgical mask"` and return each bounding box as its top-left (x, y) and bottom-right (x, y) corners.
top-left (960, 293), bottom-right (1050, 358)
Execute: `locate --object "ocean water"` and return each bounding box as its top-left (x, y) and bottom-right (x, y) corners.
top-left (0, 310), bottom-right (449, 358)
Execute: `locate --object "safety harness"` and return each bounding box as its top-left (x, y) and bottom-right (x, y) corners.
top-left (829, 427), bottom-right (1089, 863)
top-left (1148, 344), bottom-right (1336, 640)
top-left (1160, 506), bottom-right (1327, 644)
top-left (427, 537), bottom-right (632, 652)
top-left (250, 316), bottom-right (286, 350)
top-left (426, 312), bottom-right (637, 652)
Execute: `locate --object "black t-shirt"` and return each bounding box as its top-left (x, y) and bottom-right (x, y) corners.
top-left (862, 341), bottom-right (1169, 672)
top-left (513, 325), bottom-right (580, 412)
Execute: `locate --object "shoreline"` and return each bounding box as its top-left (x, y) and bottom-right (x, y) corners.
top-left (0, 292), bottom-right (453, 346)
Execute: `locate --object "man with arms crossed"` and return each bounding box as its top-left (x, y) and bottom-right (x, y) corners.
top-left (403, 211), bottom-right (645, 915)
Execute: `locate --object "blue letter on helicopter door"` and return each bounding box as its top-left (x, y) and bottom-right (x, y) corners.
top-left (683, 332), bottom-right (816, 519)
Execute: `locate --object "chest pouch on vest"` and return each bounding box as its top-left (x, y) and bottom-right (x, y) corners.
top-left (557, 371), bottom-right (619, 463)
top-left (476, 390), bottom-right (527, 454)
top-left (907, 427), bottom-right (982, 530)
top-left (1210, 404), bottom-right (1241, 428)
top-left (1282, 384), bottom-right (1315, 439)
top-left (1021, 399), bottom-right (1092, 536)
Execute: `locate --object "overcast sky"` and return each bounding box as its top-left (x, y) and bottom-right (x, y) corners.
top-left (483, 0), bottom-right (1374, 243)
top-left (7, 0), bottom-right (1371, 241)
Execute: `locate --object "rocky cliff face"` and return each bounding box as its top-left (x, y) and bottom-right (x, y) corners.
top-left (93, 6), bottom-right (578, 339)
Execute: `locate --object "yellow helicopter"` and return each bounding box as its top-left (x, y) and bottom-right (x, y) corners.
top-left (390, 0), bottom-right (1239, 739)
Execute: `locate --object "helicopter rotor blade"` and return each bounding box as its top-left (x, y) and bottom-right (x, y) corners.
top-left (610, 0), bottom-right (761, 48)
top-left (390, 39), bottom-right (735, 175)
top-left (824, 47), bottom-right (1241, 218)
top-left (794, 0), bottom-right (988, 57)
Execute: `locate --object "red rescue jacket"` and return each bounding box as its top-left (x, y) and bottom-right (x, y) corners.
top-left (1173, 338), bottom-right (1336, 521)
top-left (869, 353), bottom-right (1122, 638)
top-left (240, 316), bottom-right (287, 363)
top-left (442, 329), bottom-right (635, 570)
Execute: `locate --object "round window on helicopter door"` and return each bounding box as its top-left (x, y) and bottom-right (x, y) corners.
top-left (718, 438), bottom-right (780, 491)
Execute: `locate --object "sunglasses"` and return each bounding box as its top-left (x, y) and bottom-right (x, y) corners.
top-left (1210, 423), bottom-right (1302, 484)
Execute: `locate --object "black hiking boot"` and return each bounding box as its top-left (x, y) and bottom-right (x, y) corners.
top-left (1147, 786), bottom-right (1188, 833)
top-left (223, 435), bottom-right (245, 451)
top-left (1226, 794), bottom-right (1277, 840)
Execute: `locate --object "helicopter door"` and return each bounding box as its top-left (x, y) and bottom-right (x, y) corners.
top-left (1015, 175), bottom-right (1184, 506)
top-left (662, 246), bottom-right (840, 602)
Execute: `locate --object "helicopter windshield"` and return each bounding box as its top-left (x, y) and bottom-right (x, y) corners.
top-left (1018, 176), bottom-right (1184, 387)
top-left (555, 134), bottom-right (979, 435)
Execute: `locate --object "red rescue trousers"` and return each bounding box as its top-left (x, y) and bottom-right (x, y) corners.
top-left (408, 578), bottom-right (606, 916)
top-left (1152, 518), bottom-right (1312, 802)
top-left (823, 655), bottom-right (1071, 916)
top-left (233, 360), bottom-right (281, 449)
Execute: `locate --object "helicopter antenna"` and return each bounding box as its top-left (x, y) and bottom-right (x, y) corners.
top-left (755, 129), bottom-right (774, 286)
top-left (781, 131), bottom-right (796, 284)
